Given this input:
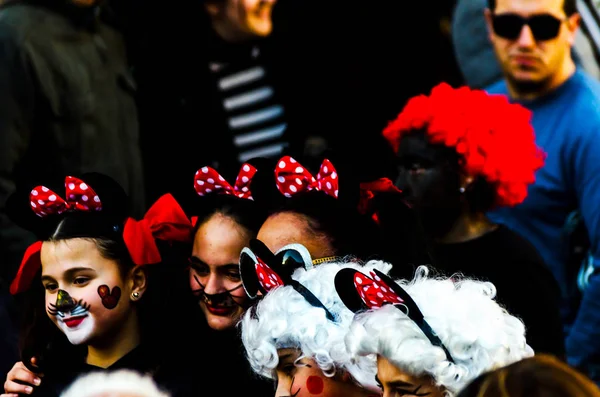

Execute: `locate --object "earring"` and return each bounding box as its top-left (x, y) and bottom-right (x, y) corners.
top-left (459, 186), bottom-right (466, 193)
top-left (131, 292), bottom-right (140, 300)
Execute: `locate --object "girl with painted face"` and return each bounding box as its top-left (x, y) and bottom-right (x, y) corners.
top-left (336, 266), bottom-right (533, 397)
top-left (239, 241), bottom-right (387, 397)
top-left (148, 160), bottom-right (273, 397)
top-left (381, 83), bottom-right (564, 356)
top-left (1, 173), bottom-right (192, 397)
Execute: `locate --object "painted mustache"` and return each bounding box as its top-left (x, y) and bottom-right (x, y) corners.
top-left (191, 275), bottom-right (245, 308)
top-left (47, 289), bottom-right (90, 317)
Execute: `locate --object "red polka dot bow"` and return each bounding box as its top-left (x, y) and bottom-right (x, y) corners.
top-left (194, 163), bottom-right (257, 200)
top-left (275, 156), bottom-right (339, 199)
top-left (255, 256), bottom-right (285, 294)
top-left (29, 176), bottom-right (102, 217)
top-left (353, 270), bottom-right (404, 309)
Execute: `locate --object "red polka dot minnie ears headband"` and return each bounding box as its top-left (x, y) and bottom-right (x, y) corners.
top-left (191, 162), bottom-right (258, 227)
top-left (240, 239), bottom-right (336, 322)
top-left (335, 268), bottom-right (455, 363)
top-left (194, 162), bottom-right (257, 199)
top-left (11, 175), bottom-right (193, 295)
top-left (274, 155), bottom-right (402, 220)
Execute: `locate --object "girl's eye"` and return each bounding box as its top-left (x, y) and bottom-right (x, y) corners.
top-left (74, 277), bottom-right (89, 285)
top-left (44, 284), bottom-right (58, 291)
top-left (228, 272), bottom-right (241, 279)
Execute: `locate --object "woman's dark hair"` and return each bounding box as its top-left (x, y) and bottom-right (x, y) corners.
top-left (269, 190), bottom-right (383, 261)
top-left (457, 354), bottom-right (600, 397)
top-left (191, 193), bottom-right (268, 236)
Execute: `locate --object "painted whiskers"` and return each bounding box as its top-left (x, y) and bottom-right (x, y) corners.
top-left (47, 289), bottom-right (90, 318)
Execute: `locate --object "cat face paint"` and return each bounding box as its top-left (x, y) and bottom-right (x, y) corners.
top-left (47, 289), bottom-right (94, 344)
top-left (41, 239), bottom-right (137, 346)
top-left (274, 349), bottom-right (373, 397)
top-left (189, 214), bottom-right (251, 331)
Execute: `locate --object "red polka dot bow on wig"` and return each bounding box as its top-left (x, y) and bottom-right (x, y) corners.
top-left (334, 268), bottom-right (455, 363)
top-left (29, 176), bottom-right (102, 217)
top-left (353, 270), bottom-right (404, 309)
top-left (275, 156), bottom-right (339, 199)
top-left (194, 163), bottom-right (257, 200)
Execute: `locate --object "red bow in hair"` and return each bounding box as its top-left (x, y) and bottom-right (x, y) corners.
top-left (255, 256), bottom-right (285, 293)
top-left (275, 156), bottom-right (338, 199)
top-left (194, 163), bottom-right (257, 200)
top-left (123, 194), bottom-right (193, 266)
top-left (353, 271), bottom-right (404, 309)
top-left (29, 176), bottom-right (102, 217)
top-left (11, 194), bottom-right (193, 295)
top-left (358, 178), bottom-right (404, 223)
top-left (10, 241), bottom-right (43, 295)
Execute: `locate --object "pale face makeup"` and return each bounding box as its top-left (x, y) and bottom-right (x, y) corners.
top-left (41, 239), bottom-right (136, 346)
top-left (189, 213), bottom-right (250, 331)
top-left (376, 356), bottom-right (444, 397)
top-left (274, 348), bottom-right (377, 397)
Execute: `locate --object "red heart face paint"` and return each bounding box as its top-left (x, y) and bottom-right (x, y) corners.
top-left (306, 376), bottom-right (324, 395)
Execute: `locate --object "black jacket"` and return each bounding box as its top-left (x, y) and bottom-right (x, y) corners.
top-left (0, 0), bottom-right (145, 282)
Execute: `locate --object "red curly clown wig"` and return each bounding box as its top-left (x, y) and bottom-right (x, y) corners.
top-left (382, 83), bottom-right (546, 208)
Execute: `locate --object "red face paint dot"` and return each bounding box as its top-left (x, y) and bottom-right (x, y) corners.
top-left (306, 375), bottom-right (324, 395)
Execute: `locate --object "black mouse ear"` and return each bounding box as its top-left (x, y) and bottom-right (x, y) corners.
top-left (239, 247), bottom-right (263, 299)
top-left (334, 268), bottom-right (369, 313)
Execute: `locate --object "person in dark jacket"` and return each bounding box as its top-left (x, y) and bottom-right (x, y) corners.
top-left (0, 0), bottom-right (145, 288)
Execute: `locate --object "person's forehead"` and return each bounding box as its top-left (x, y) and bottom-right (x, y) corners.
top-left (494, 0), bottom-right (566, 16)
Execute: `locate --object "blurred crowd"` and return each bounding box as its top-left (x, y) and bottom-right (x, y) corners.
top-left (2, 0), bottom-right (600, 396)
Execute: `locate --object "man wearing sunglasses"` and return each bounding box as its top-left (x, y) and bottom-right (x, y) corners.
top-left (484, 0), bottom-right (600, 385)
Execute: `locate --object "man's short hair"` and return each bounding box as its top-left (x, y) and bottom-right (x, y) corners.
top-left (487, 0), bottom-right (577, 16)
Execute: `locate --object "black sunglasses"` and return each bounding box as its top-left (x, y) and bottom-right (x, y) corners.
top-left (492, 13), bottom-right (565, 41)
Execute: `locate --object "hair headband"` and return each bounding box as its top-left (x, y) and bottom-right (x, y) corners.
top-left (335, 268), bottom-right (455, 363)
top-left (11, 175), bottom-right (193, 295)
top-left (194, 162), bottom-right (257, 200)
top-left (240, 239), bottom-right (336, 321)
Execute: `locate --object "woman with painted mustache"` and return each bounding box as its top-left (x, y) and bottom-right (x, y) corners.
top-left (1, 172), bottom-right (192, 397)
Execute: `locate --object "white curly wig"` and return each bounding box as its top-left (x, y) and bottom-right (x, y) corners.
top-left (240, 259), bottom-right (393, 392)
top-left (60, 369), bottom-right (170, 397)
top-left (344, 265), bottom-right (534, 396)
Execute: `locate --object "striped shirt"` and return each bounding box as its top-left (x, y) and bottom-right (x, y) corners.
top-left (209, 46), bottom-right (288, 163)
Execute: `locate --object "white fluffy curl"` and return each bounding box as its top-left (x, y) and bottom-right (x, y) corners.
top-left (345, 265), bottom-right (534, 396)
top-left (240, 259), bottom-right (393, 392)
top-left (60, 369), bottom-right (170, 397)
